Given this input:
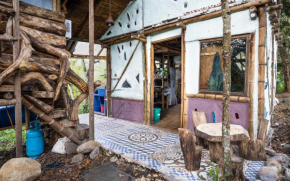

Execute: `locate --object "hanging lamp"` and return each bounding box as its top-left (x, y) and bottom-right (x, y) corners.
top-left (106, 0), bottom-right (114, 26)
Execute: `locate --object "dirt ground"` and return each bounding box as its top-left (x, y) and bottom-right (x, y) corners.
top-left (270, 92), bottom-right (290, 156)
top-left (0, 146), bottom-right (165, 181)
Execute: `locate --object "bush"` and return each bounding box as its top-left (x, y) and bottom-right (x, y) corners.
top-left (0, 126), bottom-right (26, 152)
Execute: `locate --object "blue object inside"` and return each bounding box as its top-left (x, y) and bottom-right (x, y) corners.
top-left (21, 0), bottom-right (53, 10)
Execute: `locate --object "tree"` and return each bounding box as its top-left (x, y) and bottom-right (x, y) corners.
top-left (221, 0), bottom-right (232, 180)
top-left (280, 0), bottom-right (290, 92)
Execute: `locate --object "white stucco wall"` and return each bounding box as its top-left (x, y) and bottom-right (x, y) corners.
top-left (101, 0), bottom-right (244, 40)
top-left (110, 40), bottom-right (144, 100)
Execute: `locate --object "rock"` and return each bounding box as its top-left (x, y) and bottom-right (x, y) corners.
top-left (265, 148), bottom-right (277, 156)
top-left (269, 154), bottom-right (290, 167)
top-left (72, 153), bottom-right (84, 163)
top-left (77, 140), bottom-right (101, 154)
top-left (81, 138), bottom-right (89, 144)
top-left (266, 160), bottom-right (283, 174)
top-left (0, 158), bottom-right (41, 181)
top-left (74, 124), bottom-right (89, 140)
top-left (89, 147), bottom-right (102, 160)
top-left (65, 142), bottom-right (78, 154)
top-left (257, 166), bottom-right (279, 181)
top-left (110, 156), bottom-right (118, 163)
top-left (285, 168), bottom-right (290, 179)
top-left (275, 122), bottom-right (279, 127)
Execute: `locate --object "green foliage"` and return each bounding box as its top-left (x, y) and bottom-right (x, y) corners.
top-left (277, 70), bottom-right (286, 93)
top-left (69, 59), bottom-right (106, 114)
top-left (208, 162), bottom-right (225, 181)
top-left (0, 126), bottom-right (26, 152)
top-left (281, 0), bottom-right (290, 47)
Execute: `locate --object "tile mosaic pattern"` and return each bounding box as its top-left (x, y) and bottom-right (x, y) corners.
top-left (79, 114), bottom-right (264, 181)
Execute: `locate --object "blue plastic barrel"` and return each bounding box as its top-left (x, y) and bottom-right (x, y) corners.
top-left (26, 122), bottom-right (44, 159)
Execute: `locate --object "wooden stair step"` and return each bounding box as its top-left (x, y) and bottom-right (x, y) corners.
top-left (49, 109), bottom-right (67, 119)
top-left (32, 91), bottom-right (55, 99)
top-left (24, 95), bottom-right (53, 114)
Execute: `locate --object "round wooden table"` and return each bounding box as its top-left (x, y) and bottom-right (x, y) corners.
top-left (196, 123), bottom-right (249, 162)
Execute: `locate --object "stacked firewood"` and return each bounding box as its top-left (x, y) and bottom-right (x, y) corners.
top-left (266, 3), bottom-right (283, 43)
top-left (0, 1), bottom-right (89, 145)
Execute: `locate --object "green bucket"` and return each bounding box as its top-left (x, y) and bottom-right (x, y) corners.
top-left (153, 108), bottom-right (161, 122)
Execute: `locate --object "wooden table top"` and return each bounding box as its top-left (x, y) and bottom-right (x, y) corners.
top-left (196, 123), bottom-right (249, 142)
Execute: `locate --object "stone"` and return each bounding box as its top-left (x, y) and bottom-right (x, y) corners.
top-left (65, 142), bottom-right (78, 154)
top-left (77, 140), bottom-right (101, 154)
top-left (285, 168), bottom-right (290, 179)
top-left (89, 147), bottom-right (102, 160)
top-left (265, 148), bottom-right (277, 156)
top-left (110, 156), bottom-right (118, 163)
top-left (74, 124), bottom-right (89, 140)
top-left (257, 166), bottom-right (279, 181)
top-left (72, 153), bottom-right (84, 163)
top-left (0, 158), bottom-right (41, 181)
top-left (266, 160), bottom-right (283, 174)
top-left (268, 154), bottom-right (290, 167)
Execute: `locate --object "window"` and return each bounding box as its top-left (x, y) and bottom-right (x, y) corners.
top-left (199, 35), bottom-right (249, 95)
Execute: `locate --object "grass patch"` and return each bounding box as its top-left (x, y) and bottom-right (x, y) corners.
top-left (0, 126), bottom-right (26, 152)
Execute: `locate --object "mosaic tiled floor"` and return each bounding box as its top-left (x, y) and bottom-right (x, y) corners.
top-left (79, 114), bottom-right (264, 181)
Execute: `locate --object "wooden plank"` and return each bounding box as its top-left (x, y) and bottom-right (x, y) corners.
top-left (192, 111), bottom-right (207, 129)
top-left (88, 0), bottom-right (95, 140)
top-left (49, 109), bottom-right (67, 119)
top-left (24, 95), bottom-right (53, 114)
top-left (32, 91), bottom-right (55, 99)
top-left (142, 42), bottom-right (148, 125)
top-left (0, 99), bottom-right (16, 106)
top-left (13, 0), bottom-right (22, 158)
top-left (181, 29), bottom-right (186, 128)
top-left (25, 107), bottom-right (30, 131)
top-left (0, 85), bottom-right (14, 92)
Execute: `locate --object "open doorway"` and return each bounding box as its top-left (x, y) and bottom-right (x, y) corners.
top-left (151, 37), bottom-right (182, 134)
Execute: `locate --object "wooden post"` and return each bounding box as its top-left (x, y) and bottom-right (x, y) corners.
top-left (181, 29), bottom-right (186, 128)
top-left (142, 42), bottom-right (147, 125)
top-left (25, 107), bottom-right (30, 131)
top-left (221, 0), bottom-right (232, 179)
top-left (13, 0), bottom-right (22, 158)
top-left (248, 33), bottom-right (256, 139)
top-left (258, 7), bottom-right (266, 129)
top-left (88, 0), bottom-right (94, 140)
top-left (106, 47), bottom-right (112, 117)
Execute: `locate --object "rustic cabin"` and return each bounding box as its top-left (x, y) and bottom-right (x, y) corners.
top-left (100, 0), bottom-right (280, 138)
top-left (0, 0), bottom-right (285, 180)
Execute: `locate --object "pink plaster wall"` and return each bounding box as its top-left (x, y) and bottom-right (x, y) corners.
top-left (187, 98), bottom-right (249, 131)
top-left (111, 98), bottom-right (144, 124)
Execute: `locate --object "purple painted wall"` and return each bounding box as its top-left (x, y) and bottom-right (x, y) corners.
top-left (187, 98), bottom-right (249, 131)
top-left (111, 98), bottom-right (144, 124)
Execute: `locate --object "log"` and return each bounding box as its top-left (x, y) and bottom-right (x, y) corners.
top-left (0, 1), bottom-right (65, 23)
top-left (32, 91), bottom-right (55, 99)
top-left (232, 155), bottom-right (245, 181)
top-left (72, 124), bottom-right (89, 141)
top-left (59, 119), bottom-right (76, 128)
top-left (4, 92), bottom-right (13, 100)
top-left (28, 35), bottom-right (71, 101)
top-left (0, 85), bottom-right (14, 92)
top-left (208, 142), bottom-right (224, 163)
top-left (266, 4), bottom-right (283, 11)
top-left (24, 95), bottom-right (53, 113)
top-left (21, 72), bottom-right (53, 91)
top-left (238, 138), bottom-right (266, 161)
top-left (22, 97), bottom-right (81, 145)
top-left (178, 128), bottom-right (203, 171)
top-left (20, 26), bottom-right (66, 48)
top-left (49, 109), bottom-right (67, 119)
top-left (0, 98), bottom-right (16, 106)
top-left (70, 93), bottom-right (88, 122)
top-left (48, 74), bottom-right (58, 81)
top-left (192, 111), bottom-right (208, 147)
top-left (0, 32), bottom-right (32, 85)
top-left (19, 14), bottom-right (66, 36)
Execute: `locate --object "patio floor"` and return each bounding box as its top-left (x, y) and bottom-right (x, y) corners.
top-left (79, 114), bottom-right (263, 181)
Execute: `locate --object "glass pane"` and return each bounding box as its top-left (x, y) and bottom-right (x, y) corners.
top-left (200, 37), bottom-right (247, 93)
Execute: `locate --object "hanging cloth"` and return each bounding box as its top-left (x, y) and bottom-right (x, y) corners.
top-left (169, 67), bottom-right (177, 106)
top-left (208, 52), bottom-right (223, 91)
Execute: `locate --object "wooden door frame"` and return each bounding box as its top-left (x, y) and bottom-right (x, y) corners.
top-left (148, 35), bottom-right (185, 127)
